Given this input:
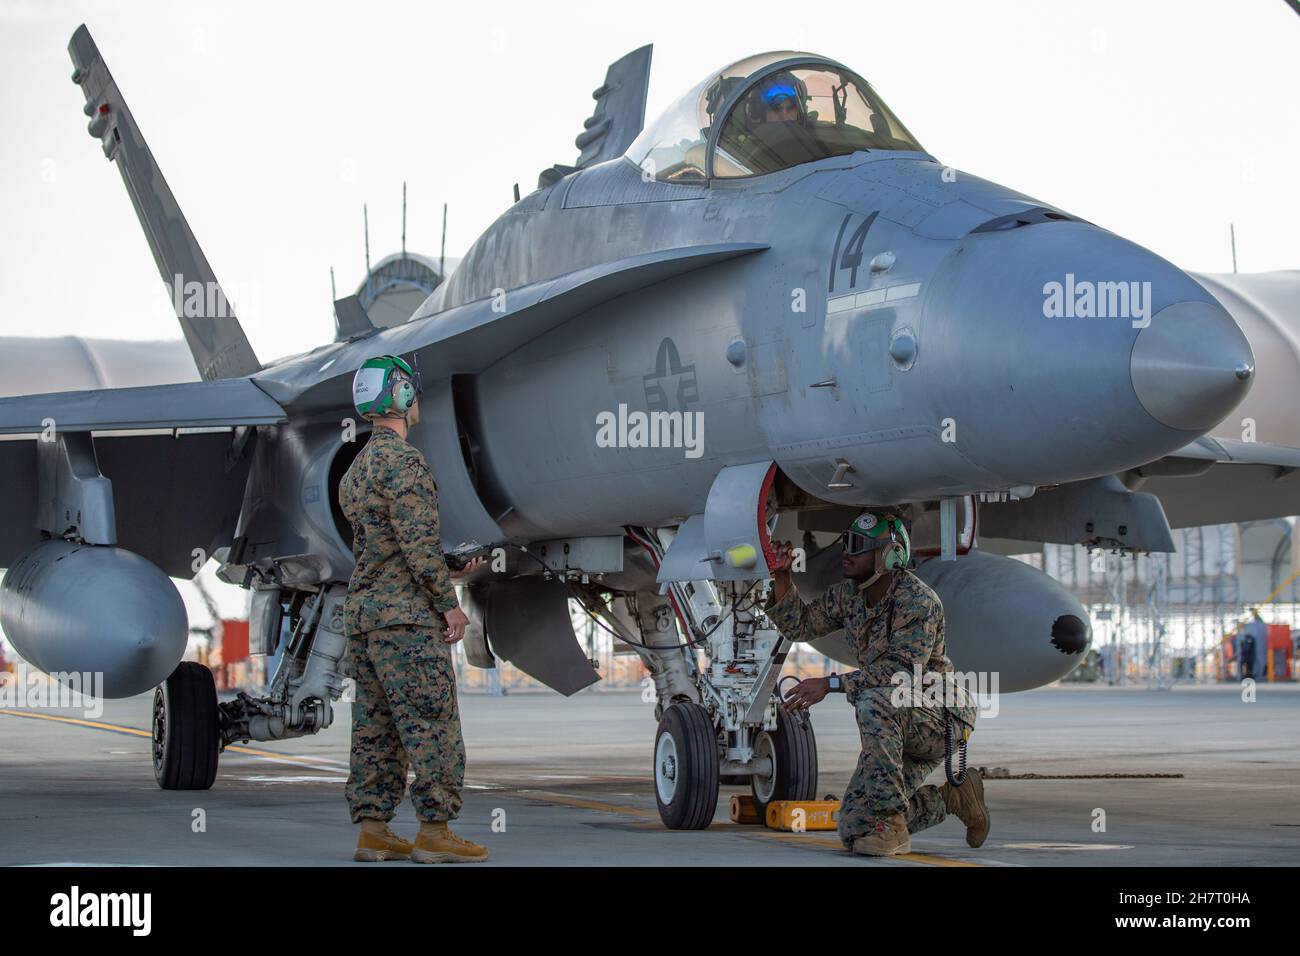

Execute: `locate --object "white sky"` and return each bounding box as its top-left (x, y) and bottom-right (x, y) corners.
top-left (1, 0), bottom-right (1297, 365)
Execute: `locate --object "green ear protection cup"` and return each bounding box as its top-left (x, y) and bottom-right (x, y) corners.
top-left (391, 377), bottom-right (416, 413)
top-left (882, 533), bottom-right (908, 571)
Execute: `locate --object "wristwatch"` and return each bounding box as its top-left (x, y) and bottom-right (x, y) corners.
top-left (827, 673), bottom-right (844, 693)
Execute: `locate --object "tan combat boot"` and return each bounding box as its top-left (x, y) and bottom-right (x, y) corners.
top-left (851, 812), bottom-right (911, 856)
top-left (940, 767), bottom-right (991, 848)
top-left (411, 821), bottom-right (489, 863)
top-left (353, 820), bottom-right (414, 862)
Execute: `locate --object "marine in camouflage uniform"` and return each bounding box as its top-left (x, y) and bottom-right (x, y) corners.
top-left (767, 511), bottom-right (987, 856)
top-left (339, 424), bottom-right (466, 826)
top-left (768, 569), bottom-right (977, 847)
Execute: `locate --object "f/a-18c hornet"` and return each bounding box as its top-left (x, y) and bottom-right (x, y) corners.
top-left (3, 26), bottom-right (1293, 828)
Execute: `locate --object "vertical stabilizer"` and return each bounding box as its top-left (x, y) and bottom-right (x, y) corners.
top-left (68, 25), bottom-right (261, 380)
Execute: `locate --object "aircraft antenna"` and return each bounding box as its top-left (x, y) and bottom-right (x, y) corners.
top-left (440, 202), bottom-right (448, 279)
top-left (401, 182), bottom-right (407, 257)
top-left (1230, 223), bottom-right (1238, 273)
top-left (364, 204), bottom-right (371, 274)
top-left (330, 266), bottom-right (337, 311)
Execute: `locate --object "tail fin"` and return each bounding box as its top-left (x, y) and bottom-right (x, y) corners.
top-left (68, 25), bottom-right (261, 380)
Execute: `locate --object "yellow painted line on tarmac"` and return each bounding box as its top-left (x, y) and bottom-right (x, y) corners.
top-left (514, 789), bottom-right (661, 820)
top-left (898, 852), bottom-right (984, 867)
top-left (1, 708), bottom-right (153, 739)
top-left (0, 709), bottom-right (343, 768)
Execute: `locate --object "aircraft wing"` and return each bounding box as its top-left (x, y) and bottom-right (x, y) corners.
top-left (978, 438), bottom-right (1300, 554)
top-left (1122, 437), bottom-right (1300, 529)
top-left (0, 378), bottom-right (286, 435)
top-left (0, 379), bottom-right (285, 575)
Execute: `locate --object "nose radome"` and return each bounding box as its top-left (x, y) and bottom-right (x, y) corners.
top-left (1130, 300), bottom-right (1255, 433)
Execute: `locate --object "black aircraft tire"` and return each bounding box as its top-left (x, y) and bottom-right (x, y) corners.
top-left (152, 662), bottom-right (220, 791)
top-left (653, 702), bottom-right (720, 830)
top-left (750, 706), bottom-right (818, 816)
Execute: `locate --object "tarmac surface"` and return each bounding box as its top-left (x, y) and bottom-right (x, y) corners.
top-left (1, 683), bottom-right (1297, 867)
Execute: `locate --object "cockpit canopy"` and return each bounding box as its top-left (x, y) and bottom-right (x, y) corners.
top-left (625, 52), bottom-right (923, 183)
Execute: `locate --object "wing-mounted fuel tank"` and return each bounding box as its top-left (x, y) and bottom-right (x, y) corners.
top-left (0, 433), bottom-right (187, 697)
top-left (914, 550), bottom-right (1091, 691)
top-left (795, 541), bottom-right (1090, 692)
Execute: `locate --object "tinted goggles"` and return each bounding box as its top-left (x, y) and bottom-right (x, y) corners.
top-left (843, 530), bottom-right (888, 556)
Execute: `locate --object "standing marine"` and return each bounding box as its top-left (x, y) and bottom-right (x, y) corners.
top-left (768, 510), bottom-right (991, 856)
top-left (338, 353), bottom-right (489, 863)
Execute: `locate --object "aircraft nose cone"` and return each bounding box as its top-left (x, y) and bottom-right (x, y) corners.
top-left (1130, 300), bottom-right (1255, 432)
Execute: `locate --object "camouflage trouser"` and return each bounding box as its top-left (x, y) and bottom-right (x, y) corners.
top-left (345, 625), bottom-right (465, 823)
top-left (838, 687), bottom-right (976, 848)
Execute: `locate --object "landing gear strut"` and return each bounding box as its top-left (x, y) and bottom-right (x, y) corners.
top-left (152, 661), bottom-right (220, 790)
top-left (616, 527), bottom-right (822, 830)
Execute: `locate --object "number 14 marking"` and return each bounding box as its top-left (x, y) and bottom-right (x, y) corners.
top-left (828, 210), bottom-right (879, 294)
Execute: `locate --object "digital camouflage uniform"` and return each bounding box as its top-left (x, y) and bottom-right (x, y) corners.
top-left (339, 427), bottom-right (464, 824)
top-left (767, 570), bottom-right (977, 848)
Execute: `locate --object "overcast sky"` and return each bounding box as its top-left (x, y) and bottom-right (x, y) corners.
top-left (1, 0), bottom-right (1296, 364)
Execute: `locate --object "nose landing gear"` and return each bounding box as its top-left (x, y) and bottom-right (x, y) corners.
top-left (653, 701), bottom-right (720, 829)
top-left (748, 706), bottom-right (818, 817)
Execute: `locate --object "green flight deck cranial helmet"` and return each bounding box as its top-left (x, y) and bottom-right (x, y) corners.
top-left (352, 354), bottom-right (420, 418)
top-left (844, 510), bottom-right (911, 570)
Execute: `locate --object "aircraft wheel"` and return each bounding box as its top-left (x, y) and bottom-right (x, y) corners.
top-left (749, 706), bottom-right (818, 816)
top-left (653, 702), bottom-right (719, 830)
top-left (152, 661), bottom-right (220, 790)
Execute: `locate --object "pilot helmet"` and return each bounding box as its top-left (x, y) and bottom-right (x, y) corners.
top-left (746, 71), bottom-right (808, 123)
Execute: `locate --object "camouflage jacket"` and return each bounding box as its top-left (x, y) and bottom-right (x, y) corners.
top-left (767, 570), bottom-right (957, 704)
top-left (339, 427), bottom-right (459, 635)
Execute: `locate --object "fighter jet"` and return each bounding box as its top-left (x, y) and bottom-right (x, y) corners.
top-left (1, 26), bottom-right (1293, 829)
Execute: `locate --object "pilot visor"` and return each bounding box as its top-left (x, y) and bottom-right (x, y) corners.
top-left (762, 84), bottom-right (798, 107)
